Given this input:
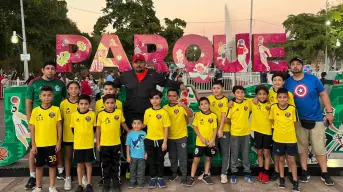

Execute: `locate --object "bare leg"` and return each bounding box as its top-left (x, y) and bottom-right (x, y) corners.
top-left (263, 149), bottom-right (271, 171)
top-left (257, 149), bottom-right (264, 168)
top-left (204, 157), bottom-right (211, 174)
top-left (36, 167), bottom-right (43, 188)
top-left (191, 157), bottom-right (200, 177)
top-left (279, 156), bottom-right (285, 178)
top-left (29, 151), bottom-right (36, 174)
top-left (274, 155), bottom-right (279, 173)
top-left (316, 155), bottom-right (328, 173)
top-left (287, 156), bottom-right (297, 181)
top-left (299, 152), bottom-right (308, 171)
top-left (85, 163), bottom-right (93, 184)
top-left (49, 167), bottom-right (56, 187)
top-left (77, 163), bottom-right (85, 185)
top-left (65, 146), bottom-right (73, 177)
top-left (57, 151), bottom-right (63, 169)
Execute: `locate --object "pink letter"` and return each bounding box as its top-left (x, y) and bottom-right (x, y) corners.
top-left (213, 33), bottom-right (250, 72)
top-left (252, 33), bottom-right (287, 72)
top-left (173, 34), bottom-right (213, 83)
top-left (134, 35), bottom-right (169, 72)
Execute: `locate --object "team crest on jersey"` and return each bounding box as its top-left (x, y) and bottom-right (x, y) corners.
top-left (156, 114), bottom-right (162, 119)
top-left (244, 106), bottom-right (248, 111)
top-left (55, 85), bottom-right (61, 92)
top-left (85, 116), bottom-right (91, 122)
top-left (218, 102), bottom-right (223, 107)
top-left (66, 108), bottom-right (70, 114)
top-left (208, 118), bottom-right (213, 123)
top-left (49, 112), bottom-right (55, 118)
top-left (285, 112), bottom-right (291, 117)
top-left (114, 115), bottom-right (119, 120)
top-left (174, 109), bottom-right (179, 114)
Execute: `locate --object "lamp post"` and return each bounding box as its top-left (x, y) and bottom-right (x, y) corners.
top-left (325, 0), bottom-right (330, 72)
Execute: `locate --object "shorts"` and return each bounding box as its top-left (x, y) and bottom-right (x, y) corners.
top-left (273, 142), bottom-right (298, 156)
top-left (194, 146), bottom-right (217, 157)
top-left (35, 146), bottom-right (57, 167)
top-left (73, 149), bottom-right (96, 163)
top-left (254, 132), bottom-right (272, 150)
top-left (296, 121), bottom-right (326, 155)
top-left (63, 142), bottom-right (73, 147)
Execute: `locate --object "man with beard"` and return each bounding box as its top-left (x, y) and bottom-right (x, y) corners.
top-left (284, 57), bottom-right (334, 186)
top-left (24, 61), bottom-right (67, 189)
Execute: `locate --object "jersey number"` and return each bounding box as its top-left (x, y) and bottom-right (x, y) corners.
top-left (48, 155), bottom-right (57, 163)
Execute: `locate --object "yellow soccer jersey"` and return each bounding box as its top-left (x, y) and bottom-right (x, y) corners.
top-left (163, 104), bottom-right (188, 139)
top-left (227, 99), bottom-right (251, 136)
top-left (268, 88), bottom-right (295, 106)
top-left (60, 99), bottom-right (78, 142)
top-left (95, 99), bottom-right (123, 115)
top-left (97, 109), bottom-right (125, 146)
top-left (192, 112), bottom-right (217, 147)
top-left (207, 95), bottom-right (230, 132)
top-left (249, 99), bottom-right (272, 135)
top-left (269, 104), bottom-right (298, 143)
top-left (144, 108), bottom-right (171, 140)
top-left (29, 105), bottom-right (62, 147)
top-left (70, 110), bottom-right (96, 149)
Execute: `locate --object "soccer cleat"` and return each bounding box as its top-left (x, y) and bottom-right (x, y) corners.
top-left (64, 176), bottom-right (72, 190)
top-left (185, 177), bottom-right (195, 187)
top-left (48, 186), bottom-right (58, 192)
top-left (24, 177), bottom-right (36, 190)
top-left (299, 170), bottom-right (310, 183)
top-left (148, 178), bottom-right (157, 189)
top-left (220, 174), bottom-right (228, 184)
top-left (321, 173), bottom-right (334, 186)
top-left (261, 173), bottom-right (269, 184)
top-left (202, 174), bottom-right (213, 185)
top-left (230, 175), bottom-right (237, 184)
top-left (157, 178), bottom-right (167, 188)
top-left (278, 178), bottom-right (286, 189)
top-left (256, 172), bottom-right (263, 182)
top-left (168, 173), bottom-right (179, 181)
top-left (75, 185), bottom-right (84, 192)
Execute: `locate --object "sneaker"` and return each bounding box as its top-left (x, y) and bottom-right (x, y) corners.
top-left (256, 172), bottom-right (263, 182)
top-left (270, 171), bottom-right (280, 181)
top-left (57, 171), bottom-right (66, 180)
top-left (321, 173), bottom-right (334, 186)
top-left (25, 177), bottom-right (36, 190)
top-left (244, 175), bottom-right (254, 183)
top-left (85, 184), bottom-right (93, 192)
top-left (32, 187), bottom-right (42, 192)
top-left (230, 175), bottom-right (237, 184)
top-left (157, 178), bottom-right (167, 188)
top-left (98, 178), bottom-right (104, 186)
top-left (148, 178), bottom-right (157, 189)
top-left (299, 170), bottom-right (310, 183)
top-left (101, 185), bottom-right (110, 192)
top-left (220, 174), bottom-right (228, 184)
top-left (82, 175), bottom-right (88, 186)
top-left (278, 178), bottom-right (286, 189)
top-left (261, 173), bottom-right (269, 184)
top-left (64, 176), bottom-right (72, 190)
top-left (75, 185), bottom-right (83, 192)
top-left (292, 180), bottom-right (300, 192)
top-left (169, 173), bottom-right (179, 181)
top-left (181, 176), bottom-right (187, 185)
top-left (202, 174), bottom-right (213, 185)
top-left (128, 182), bottom-right (135, 189)
top-left (49, 186), bottom-right (58, 192)
top-left (185, 177), bottom-right (195, 187)
top-left (136, 184), bottom-right (144, 189)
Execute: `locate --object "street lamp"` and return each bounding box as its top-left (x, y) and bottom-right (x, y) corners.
top-left (326, 20), bottom-right (331, 26)
top-left (11, 31), bottom-right (20, 44)
top-left (336, 39), bottom-right (341, 47)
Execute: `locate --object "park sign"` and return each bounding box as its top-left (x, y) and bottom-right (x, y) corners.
top-left (56, 33), bottom-right (287, 83)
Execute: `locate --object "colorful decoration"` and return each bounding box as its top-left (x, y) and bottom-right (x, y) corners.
top-left (90, 34), bottom-right (131, 72)
top-left (303, 65), bottom-right (313, 73)
top-left (173, 34), bottom-right (213, 83)
top-left (56, 35), bottom-right (92, 72)
top-left (134, 35), bottom-right (169, 72)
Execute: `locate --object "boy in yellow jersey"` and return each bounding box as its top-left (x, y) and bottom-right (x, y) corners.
top-left (30, 86), bottom-right (62, 192)
top-left (96, 94), bottom-right (130, 192)
top-left (227, 85), bottom-right (253, 184)
top-left (207, 81), bottom-right (230, 184)
top-left (249, 85), bottom-right (272, 184)
top-left (70, 95), bottom-right (96, 192)
top-left (185, 97), bottom-right (217, 187)
top-left (60, 81), bottom-right (80, 190)
top-left (144, 90), bottom-right (171, 189)
top-left (269, 88), bottom-right (299, 192)
top-left (163, 88), bottom-right (193, 184)
top-left (95, 81), bottom-right (123, 115)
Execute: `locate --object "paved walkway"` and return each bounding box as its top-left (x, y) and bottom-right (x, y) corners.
top-left (0, 176), bottom-right (342, 192)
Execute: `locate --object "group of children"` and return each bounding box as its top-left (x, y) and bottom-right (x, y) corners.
top-left (29, 72), bottom-right (301, 192)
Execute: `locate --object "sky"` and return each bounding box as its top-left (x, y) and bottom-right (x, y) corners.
top-left (65, 0), bottom-right (338, 38)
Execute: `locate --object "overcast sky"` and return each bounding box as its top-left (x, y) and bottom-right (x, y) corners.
top-left (65, 0), bottom-right (338, 38)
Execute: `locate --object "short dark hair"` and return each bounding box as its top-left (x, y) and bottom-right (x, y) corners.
top-left (78, 94), bottom-right (91, 104)
top-left (198, 97), bottom-right (210, 104)
top-left (255, 85), bottom-right (269, 95)
top-left (131, 117), bottom-right (143, 124)
top-left (149, 90), bottom-right (162, 99)
top-left (321, 72), bottom-right (327, 78)
top-left (272, 72), bottom-right (285, 81)
top-left (40, 86), bottom-right (53, 93)
top-left (103, 81), bottom-right (115, 88)
top-left (277, 88), bottom-right (289, 96)
top-left (67, 81), bottom-right (80, 89)
top-left (43, 60), bottom-right (57, 68)
top-left (103, 94), bottom-right (116, 103)
top-left (213, 80), bottom-right (224, 87)
top-left (232, 85), bottom-right (245, 93)
top-left (167, 88), bottom-right (179, 95)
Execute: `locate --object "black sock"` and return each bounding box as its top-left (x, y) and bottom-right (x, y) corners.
top-left (259, 167), bottom-right (264, 173)
top-left (263, 169), bottom-right (269, 174)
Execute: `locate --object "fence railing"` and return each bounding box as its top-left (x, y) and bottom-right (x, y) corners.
top-left (0, 79), bottom-right (26, 99)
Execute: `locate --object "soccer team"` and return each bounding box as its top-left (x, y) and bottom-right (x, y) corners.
top-left (24, 58), bottom-right (335, 192)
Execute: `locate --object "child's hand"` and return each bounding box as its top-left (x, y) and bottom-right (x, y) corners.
top-left (228, 100), bottom-right (234, 108)
top-left (200, 137), bottom-right (207, 145)
top-left (55, 143), bottom-right (61, 152)
top-left (161, 142), bottom-right (167, 151)
top-left (252, 97), bottom-right (258, 105)
top-left (31, 146), bottom-right (37, 155)
top-left (208, 140), bottom-right (215, 147)
top-left (217, 130), bottom-right (223, 138)
top-left (127, 156), bottom-right (131, 164)
top-left (144, 153), bottom-right (148, 160)
top-left (96, 144), bottom-right (101, 152)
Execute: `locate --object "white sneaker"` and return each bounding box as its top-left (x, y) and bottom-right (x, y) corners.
top-left (221, 174), bottom-right (228, 184)
top-left (82, 175), bottom-right (88, 186)
top-left (32, 188), bottom-right (42, 192)
top-left (49, 186), bottom-right (58, 192)
top-left (64, 176), bottom-right (72, 190)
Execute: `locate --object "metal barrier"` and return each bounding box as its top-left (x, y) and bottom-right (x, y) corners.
top-left (0, 79), bottom-right (26, 99)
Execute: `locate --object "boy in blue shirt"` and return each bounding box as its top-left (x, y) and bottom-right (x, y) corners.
top-left (126, 118), bottom-right (147, 189)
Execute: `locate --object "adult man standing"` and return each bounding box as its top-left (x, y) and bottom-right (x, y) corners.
top-left (24, 61), bottom-right (67, 189)
top-left (284, 57), bottom-right (334, 186)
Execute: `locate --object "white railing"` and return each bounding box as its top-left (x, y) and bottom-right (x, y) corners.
top-left (0, 79), bottom-right (26, 99)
